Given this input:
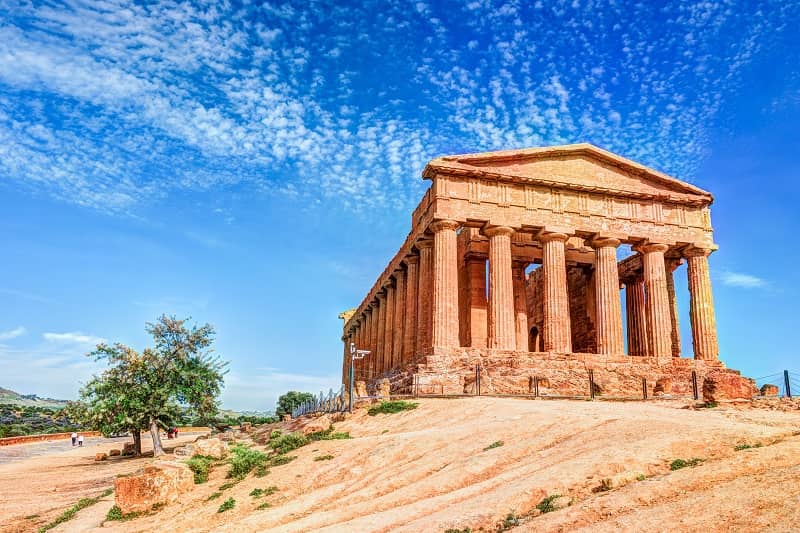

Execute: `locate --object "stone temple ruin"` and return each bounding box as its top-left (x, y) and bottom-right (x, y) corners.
top-left (340, 144), bottom-right (755, 400)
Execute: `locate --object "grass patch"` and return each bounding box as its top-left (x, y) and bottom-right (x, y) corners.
top-left (249, 486), bottom-right (279, 498)
top-left (228, 444), bottom-right (269, 479)
top-left (669, 458), bottom-right (704, 470)
top-left (105, 505), bottom-right (145, 522)
top-left (444, 529), bottom-right (472, 533)
top-left (367, 400), bottom-right (418, 416)
top-left (270, 429), bottom-right (282, 439)
top-left (38, 489), bottom-right (113, 532)
top-left (483, 440), bottom-right (504, 451)
top-left (734, 443), bottom-right (762, 451)
top-left (536, 494), bottom-right (561, 514)
top-left (219, 480), bottom-right (240, 491)
top-left (269, 454), bottom-right (296, 466)
top-left (636, 474), bottom-right (646, 481)
top-left (185, 455), bottom-right (216, 484)
top-left (269, 432), bottom-right (309, 454)
top-left (255, 464), bottom-right (270, 477)
top-left (314, 454), bottom-right (334, 461)
top-left (256, 502), bottom-right (272, 510)
top-left (217, 497), bottom-right (235, 513)
top-left (699, 401), bottom-right (718, 408)
top-left (497, 511), bottom-right (520, 531)
top-left (307, 425), bottom-right (350, 441)
top-left (207, 492), bottom-right (222, 501)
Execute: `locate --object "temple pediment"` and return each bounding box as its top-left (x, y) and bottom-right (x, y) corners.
top-left (422, 143), bottom-right (712, 206)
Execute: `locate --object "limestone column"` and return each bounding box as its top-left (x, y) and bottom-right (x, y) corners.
top-left (431, 220), bottom-right (460, 348)
top-left (416, 239), bottom-right (434, 353)
top-left (685, 246), bottom-right (719, 361)
top-left (513, 262), bottom-right (529, 351)
top-left (363, 308), bottom-right (373, 379)
top-left (375, 292), bottom-right (387, 375)
top-left (383, 280), bottom-right (395, 372)
top-left (625, 279), bottom-right (649, 356)
top-left (541, 232), bottom-right (572, 353)
top-left (403, 256), bottom-right (419, 362)
top-left (465, 255), bottom-right (488, 348)
top-left (638, 243), bottom-right (672, 358)
top-left (591, 238), bottom-right (624, 354)
top-left (666, 259), bottom-right (682, 357)
top-left (485, 226), bottom-right (516, 350)
top-left (392, 268), bottom-right (405, 368)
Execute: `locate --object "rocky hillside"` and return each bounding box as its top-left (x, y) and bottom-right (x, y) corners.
top-left (0, 386), bottom-right (67, 407)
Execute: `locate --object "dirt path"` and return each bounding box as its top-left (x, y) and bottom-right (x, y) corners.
top-left (0, 432), bottom-right (206, 533)
top-left (3, 399), bottom-right (800, 532)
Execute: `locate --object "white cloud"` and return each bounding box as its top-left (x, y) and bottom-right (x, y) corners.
top-left (43, 332), bottom-right (106, 345)
top-left (0, 326), bottom-right (26, 341)
top-left (721, 271), bottom-right (768, 289)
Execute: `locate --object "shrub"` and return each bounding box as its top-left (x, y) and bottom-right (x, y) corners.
top-left (217, 497), bottom-right (235, 513)
top-left (536, 494), bottom-right (561, 514)
top-left (314, 454), bottom-right (334, 461)
top-left (219, 481), bottom-right (239, 491)
top-left (228, 444), bottom-right (269, 479)
top-left (207, 492), bottom-right (222, 501)
top-left (307, 425), bottom-right (350, 441)
top-left (269, 455), bottom-right (296, 466)
top-left (256, 502), bottom-right (272, 510)
top-left (636, 474), bottom-right (646, 481)
top-left (270, 429), bottom-right (282, 439)
top-left (483, 441), bottom-right (504, 451)
top-left (367, 400), bottom-right (418, 416)
top-left (734, 443), bottom-right (762, 451)
top-left (250, 486), bottom-right (278, 498)
top-left (498, 511), bottom-right (520, 531)
top-left (269, 432), bottom-right (309, 454)
top-left (670, 458), bottom-right (704, 470)
top-left (105, 505), bottom-right (144, 522)
top-left (185, 455), bottom-right (215, 484)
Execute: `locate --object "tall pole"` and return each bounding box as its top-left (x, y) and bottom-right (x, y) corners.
top-left (349, 343), bottom-right (355, 413)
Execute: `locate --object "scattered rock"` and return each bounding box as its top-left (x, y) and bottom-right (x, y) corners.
top-left (703, 371), bottom-right (758, 402)
top-left (109, 449), bottom-right (121, 457)
top-left (550, 495), bottom-right (571, 511)
top-left (285, 413), bottom-right (332, 436)
top-left (354, 380), bottom-right (368, 398)
top-left (193, 438), bottom-right (228, 459)
top-left (122, 442), bottom-right (136, 456)
top-left (377, 378), bottom-right (391, 399)
top-left (760, 384), bottom-right (779, 397)
top-left (95, 453), bottom-right (108, 461)
top-left (599, 471), bottom-right (644, 491)
top-left (241, 422), bottom-right (252, 433)
top-left (173, 445), bottom-right (194, 457)
top-left (114, 461), bottom-right (194, 514)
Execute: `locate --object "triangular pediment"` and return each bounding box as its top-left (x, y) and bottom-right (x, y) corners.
top-left (422, 143), bottom-right (712, 205)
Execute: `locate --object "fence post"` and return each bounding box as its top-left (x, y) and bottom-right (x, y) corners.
top-left (785, 370), bottom-right (792, 398)
top-left (476, 366), bottom-right (480, 396)
top-left (642, 377), bottom-right (647, 400)
top-left (589, 370), bottom-right (595, 400)
top-left (691, 370), bottom-right (699, 400)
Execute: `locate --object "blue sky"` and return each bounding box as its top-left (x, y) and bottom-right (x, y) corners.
top-left (1, 0), bottom-right (799, 410)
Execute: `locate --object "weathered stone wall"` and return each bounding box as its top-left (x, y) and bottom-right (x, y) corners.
top-left (567, 265), bottom-right (596, 354)
top-left (526, 267), bottom-right (544, 352)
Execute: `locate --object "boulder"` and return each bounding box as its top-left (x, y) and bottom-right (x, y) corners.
top-left (114, 461), bottom-right (194, 514)
top-left (760, 384), bottom-right (779, 397)
top-left (703, 371), bottom-right (758, 402)
top-left (173, 445), bottom-right (194, 457)
top-left (241, 422), bottom-right (252, 433)
top-left (193, 437), bottom-right (228, 459)
top-left (377, 378), bottom-right (391, 399)
top-left (122, 442), bottom-right (136, 456)
top-left (95, 453), bottom-right (108, 461)
top-left (109, 449), bottom-right (121, 457)
top-left (354, 380), bottom-right (368, 398)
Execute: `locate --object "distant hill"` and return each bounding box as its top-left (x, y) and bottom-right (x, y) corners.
top-left (0, 386), bottom-right (68, 408)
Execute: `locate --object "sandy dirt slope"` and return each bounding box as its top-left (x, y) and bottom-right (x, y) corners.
top-left (4, 398), bottom-right (800, 532)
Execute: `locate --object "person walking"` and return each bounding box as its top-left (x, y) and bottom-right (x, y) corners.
top-left (77, 434), bottom-right (84, 447)
top-left (71, 432), bottom-right (77, 446)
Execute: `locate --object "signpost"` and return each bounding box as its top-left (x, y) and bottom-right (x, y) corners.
top-left (349, 343), bottom-right (370, 413)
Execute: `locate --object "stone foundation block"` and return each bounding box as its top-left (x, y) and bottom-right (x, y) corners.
top-left (114, 461), bottom-right (194, 514)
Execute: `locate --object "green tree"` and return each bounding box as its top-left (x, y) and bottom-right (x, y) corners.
top-left (79, 315), bottom-right (227, 456)
top-left (275, 391), bottom-right (315, 418)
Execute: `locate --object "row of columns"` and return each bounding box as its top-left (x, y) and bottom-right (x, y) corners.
top-left (346, 219), bottom-right (720, 382)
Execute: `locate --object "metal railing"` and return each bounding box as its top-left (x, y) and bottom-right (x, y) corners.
top-left (291, 385), bottom-right (348, 418)
top-left (753, 370), bottom-right (799, 398)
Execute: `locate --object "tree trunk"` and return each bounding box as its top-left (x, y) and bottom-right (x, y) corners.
top-left (132, 429), bottom-right (142, 456)
top-left (150, 419), bottom-right (164, 456)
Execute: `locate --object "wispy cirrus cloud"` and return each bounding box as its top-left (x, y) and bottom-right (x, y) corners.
top-left (43, 331), bottom-right (106, 345)
top-left (721, 271), bottom-right (768, 289)
top-left (0, 326), bottom-right (26, 341)
top-left (0, 0), bottom-right (798, 216)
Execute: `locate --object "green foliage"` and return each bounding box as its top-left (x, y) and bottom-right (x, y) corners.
top-left (269, 455), bottom-right (296, 466)
top-left (105, 505), bottom-right (145, 522)
top-left (228, 444), bottom-right (269, 479)
top-left (314, 454), bottom-right (334, 461)
top-left (270, 429), bottom-right (282, 439)
top-left (307, 425), bottom-right (350, 441)
top-left (734, 443), bottom-right (762, 451)
top-left (207, 492), bottom-right (222, 501)
top-left (444, 529), bottom-right (472, 533)
top-left (185, 455), bottom-right (215, 484)
top-left (219, 481), bottom-right (239, 491)
top-left (483, 441), bottom-right (504, 451)
top-left (249, 486), bottom-right (278, 498)
top-left (269, 432), bottom-right (309, 454)
top-left (217, 497), bottom-right (236, 513)
top-left (497, 512), bottom-right (520, 531)
top-left (0, 403), bottom-right (83, 437)
top-left (670, 458), bottom-right (704, 470)
top-left (38, 490), bottom-right (111, 532)
top-left (255, 464), bottom-right (270, 477)
top-left (636, 474), bottom-right (646, 481)
top-left (700, 401), bottom-right (718, 408)
top-left (256, 502), bottom-right (272, 510)
top-left (77, 315), bottom-right (228, 456)
top-left (275, 391), bottom-right (315, 418)
top-left (367, 400), bottom-right (418, 416)
top-left (536, 494), bottom-right (561, 514)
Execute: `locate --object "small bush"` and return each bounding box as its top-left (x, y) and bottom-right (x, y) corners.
top-left (314, 454), bottom-right (335, 461)
top-left (217, 497), bottom-right (235, 513)
top-left (105, 505), bottom-right (143, 522)
top-left (498, 511), bottom-right (520, 531)
top-left (105, 506), bottom-right (123, 521)
top-left (255, 464), bottom-right (270, 477)
top-left (207, 492), bottom-right (222, 501)
top-left (734, 443), bottom-right (762, 451)
top-left (250, 486), bottom-right (278, 498)
top-left (636, 474), bottom-right (646, 481)
top-left (228, 444), bottom-right (269, 479)
top-left (483, 441), bottom-right (504, 451)
top-left (269, 432), bottom-right (309, 454)
top-left (185, 455), bottom-right (215, 484)
top-left (445, 528), bottom-right (472, 533)
top-left (536, 494), bottom-right (561, 514)
top-left (307, 425), bottom-right (350, 441)
top-left (219, 480), bottom-right (239, 491)
top-left (367, 400), bottom-right (418, 416)
top-left (270, 455), bottom-right (296, 466)
top-left (270, 429), bottom-right (282, 439)
top-left (700, 401), bottom-right (718, 408)
top-left (256, 502), bottom-right (272, 510)
top-left (670, 458), bottom-right (704, 470)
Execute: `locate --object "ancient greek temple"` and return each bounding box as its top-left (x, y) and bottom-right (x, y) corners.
top-left (340, 144), bottom-right (754, 400)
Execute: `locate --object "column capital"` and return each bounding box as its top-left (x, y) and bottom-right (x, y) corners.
top-left (376, 291), bottom-right (387, 301)
top-left (483, 225), bottom-right (515, 238)
top-left (430, 219), bottom-right (460, 232)
top-left (683, 244), bottom-right (718, 258)
top-left (416, 237), bottom-right (434, 250)
top-left (539, 231), bottom-right (570, 244)
top-left (634, 242), bottom-right (669, 254)
top-left (404, 254), bottom-right (420, 265)
top-left (588, 237), bottom-right (621, 249)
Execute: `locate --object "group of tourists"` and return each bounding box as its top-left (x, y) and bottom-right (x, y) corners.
top-left (70, 432), bottom-right (84, 447)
